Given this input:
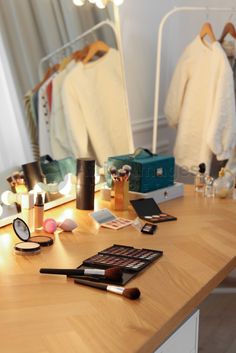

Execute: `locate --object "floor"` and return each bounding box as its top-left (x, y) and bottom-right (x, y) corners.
top-left (198, 273), bottom-right (236, 353)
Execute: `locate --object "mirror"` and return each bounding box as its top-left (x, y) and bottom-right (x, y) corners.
top-left (0, 1), bottom-right (133, 227)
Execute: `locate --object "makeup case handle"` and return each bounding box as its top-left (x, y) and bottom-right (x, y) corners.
top-left (132, 148), bottom-right (154, 159)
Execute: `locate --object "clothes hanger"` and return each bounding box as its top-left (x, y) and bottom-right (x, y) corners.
top-left (32, 64), bottom-right (59, 93)
top-left (199, 22), bottom-right (216, 43)
top-left (71, 46), bottom-right (90, 62)
top-left (58, 56), bottom-right (72, 71)
top-left (83, 40), bottom-right (110, 64)
top-left (219, 22), bottom-right (236, 43)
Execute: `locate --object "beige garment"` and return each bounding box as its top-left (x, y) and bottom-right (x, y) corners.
top-left (61, 48), bottom-right (134, 166)
top-left (164, 35), bottom-right (236, 174)
top-left (50, 60), bottom-right (76, 159)
top-left (24, 90), bottom-right (39, 160)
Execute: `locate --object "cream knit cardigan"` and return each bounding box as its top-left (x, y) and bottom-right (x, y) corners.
top-left (164, 35), bottom-right (236, 174)
top-left (61, 49), bottom-right (134, 167)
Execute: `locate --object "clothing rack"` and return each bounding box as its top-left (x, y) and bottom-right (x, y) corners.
top-left (38, 16), bottom-right (132, 153)
top-left (39, 19), bottom-right (119, 79)
top-left (152, 6), bottom-right (236, 154)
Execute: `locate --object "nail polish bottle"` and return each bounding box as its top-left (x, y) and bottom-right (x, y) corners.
top-left (195, 163), bottom-right (206, 193)
top-left (34, 192), bottom-right (44, 231)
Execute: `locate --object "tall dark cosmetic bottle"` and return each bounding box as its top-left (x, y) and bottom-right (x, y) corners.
top-left (76, 159), bottom-right (95, 210)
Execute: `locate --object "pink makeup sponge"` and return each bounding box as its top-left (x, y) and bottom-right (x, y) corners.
top-left (43, 218), bottom-right (57, 234)
top-left (57, 219), bottom-right (78, 232)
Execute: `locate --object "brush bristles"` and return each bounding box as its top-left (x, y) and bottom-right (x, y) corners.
top-left (104, 267), bottom-right (123, 281)
top-left (123, 288), bottom-right (141, 300)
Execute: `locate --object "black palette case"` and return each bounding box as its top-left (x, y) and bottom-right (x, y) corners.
top-left (76, 244), bottom-right (163, 285)
top-left (130, 198), bottom-right (177, 223)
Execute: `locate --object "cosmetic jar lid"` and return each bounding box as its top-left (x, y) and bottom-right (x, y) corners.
top-left (29, 235), bottom-right (54, 247)
top-left (14, 241), bottom-right (41, 255)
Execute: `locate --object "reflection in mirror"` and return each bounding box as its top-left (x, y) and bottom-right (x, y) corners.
top-left (0, 0), bottom-right (133, 226)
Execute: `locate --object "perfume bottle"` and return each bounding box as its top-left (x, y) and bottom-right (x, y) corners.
top-left (195, 163), bottom-right (206, 192)
top-left (213, 168), bottom-right (235, 199)
top-left (204, 175), bottom-right (214, 198)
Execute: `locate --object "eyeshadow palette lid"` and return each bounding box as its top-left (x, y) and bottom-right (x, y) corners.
top-left (29, 235), bottom-right (54, 247)
top-left (13, 217), bottom-right (30, 241)
top-left (129, 198), bottom-right (162, 217)
top-left (89, 208), bottom-right (116, 224)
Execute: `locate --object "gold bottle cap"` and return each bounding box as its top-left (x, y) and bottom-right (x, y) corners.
top-left (219, 168), bottom-right (225, 177)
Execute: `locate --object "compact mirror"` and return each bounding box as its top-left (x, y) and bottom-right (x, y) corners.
top-left (12, 217), bottom-right (54, 255)
top-left (13, 217), bottom-right (30, 241)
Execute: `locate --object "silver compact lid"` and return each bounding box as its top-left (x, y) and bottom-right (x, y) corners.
top-left (13, 217), bottom-right (30, 241)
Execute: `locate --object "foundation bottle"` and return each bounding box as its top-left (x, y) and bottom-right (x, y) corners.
top-left (34, 192), bottom-right (44, 231)
top-left (195, 163), bottom-right (206, 193)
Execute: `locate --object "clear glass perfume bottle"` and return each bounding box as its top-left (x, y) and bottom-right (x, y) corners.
top-left (195, 163), bottom-right (206, 192)
top-left (204, 175), bottom-right (214, 198)
top-left (213, 168), bottom-right (235, 198)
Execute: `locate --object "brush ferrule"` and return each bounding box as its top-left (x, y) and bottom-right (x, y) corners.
top-left (107, 285), bottom-right (124, 295)
top-left (84, 269), bottom-right (105, 276)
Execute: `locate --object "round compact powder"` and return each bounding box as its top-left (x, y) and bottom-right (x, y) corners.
top-left (14, 241), bottom-right (41, 255)
top-left (29, 236), bottom-right (54, 247)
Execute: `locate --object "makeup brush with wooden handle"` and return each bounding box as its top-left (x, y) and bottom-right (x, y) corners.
top-left (74, 278), bottom-right (141, 300)
top-left (39, 267), bottom-right (123, 281)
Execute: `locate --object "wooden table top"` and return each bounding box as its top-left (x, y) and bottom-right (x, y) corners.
top-left (0, 185), bottom-right (236, 353)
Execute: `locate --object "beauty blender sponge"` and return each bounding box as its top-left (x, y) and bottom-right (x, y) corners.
top-left (43, 218), bottom-right (57, 234)
top-left (58, 219), bottom-right (78, 232)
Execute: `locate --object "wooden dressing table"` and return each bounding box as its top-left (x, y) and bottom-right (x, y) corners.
top-left (0, 185), bottom-right (235, 353)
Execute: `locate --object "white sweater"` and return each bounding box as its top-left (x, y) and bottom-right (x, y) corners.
top-left (61, 49), bottom-right (134, 166)
top-left (50, 60), bottom-right (76, 159)
top-left (164, 35), bottom-right (236, 174)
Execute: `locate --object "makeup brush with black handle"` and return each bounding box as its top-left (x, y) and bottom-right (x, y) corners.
top-left (39, 267), bottom-right (123, 281)
top-left (74, 278), bottom-right (141, 300)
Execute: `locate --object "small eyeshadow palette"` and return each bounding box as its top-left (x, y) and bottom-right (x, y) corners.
top-left (82, 244), bottom-right (163, 273)
top-left (141, 223), bottom-right (157, 234)
top-left (89, 209), bottom-right (133, 230)
top-left (130, 198), bottom-right (177, 223)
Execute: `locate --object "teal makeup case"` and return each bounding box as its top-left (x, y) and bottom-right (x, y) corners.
top-left (107, 148), bottom-right (175, 193)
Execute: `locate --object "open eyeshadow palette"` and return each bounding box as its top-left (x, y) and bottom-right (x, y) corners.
top-left (130, 198), bottom-right (177, 223)
top-left (76, 244), bottom-right (163, 285)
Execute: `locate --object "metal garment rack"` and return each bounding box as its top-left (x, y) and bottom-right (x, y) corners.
top-left (152, 6), bottom-right (236, 154)
top-left (39, 19), bottom-right (119, 79)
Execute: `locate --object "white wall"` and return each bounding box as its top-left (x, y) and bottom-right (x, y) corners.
top-left (119, 0), bottom-right (236, 158)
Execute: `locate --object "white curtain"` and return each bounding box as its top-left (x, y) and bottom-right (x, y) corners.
top-left (0, 0), bottom-right (110, 100)
top-left (0, 32), bottom-right (32, 193)
top-left (0, 0), bottom-right (111, 191)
